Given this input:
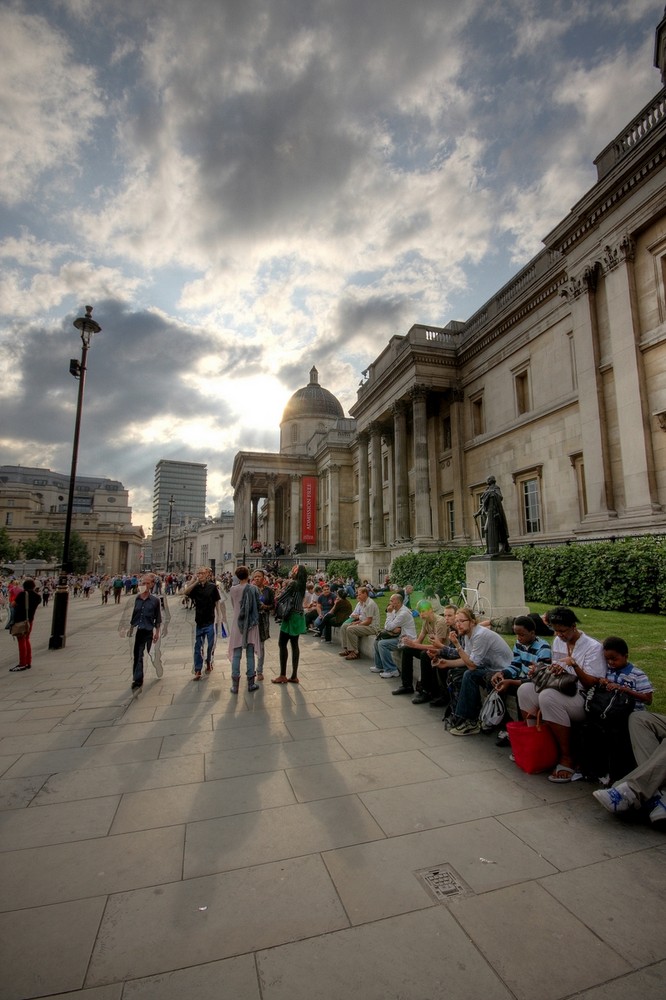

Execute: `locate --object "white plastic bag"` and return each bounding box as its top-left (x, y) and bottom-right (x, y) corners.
top-left (480, 689), bottom-right (505, 731)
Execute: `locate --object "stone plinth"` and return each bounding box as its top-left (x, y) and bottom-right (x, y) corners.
top-left (466, 556), bottom-right (528, 622)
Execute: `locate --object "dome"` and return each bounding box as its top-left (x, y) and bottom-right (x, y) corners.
top-left (281, 367), bottom-right (344, 422)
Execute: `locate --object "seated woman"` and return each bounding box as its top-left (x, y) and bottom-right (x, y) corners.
top-left (318, 589), bottom-right (352, 643)
top-left (517, 606), bottom-right (605, 782)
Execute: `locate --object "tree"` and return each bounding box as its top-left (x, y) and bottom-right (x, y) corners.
top-left (68, 532), bottom-right (89, 574)
top-left (23, 530), bottom-right (63, 561)
top-left (0, 526), bottom-right (18, 563)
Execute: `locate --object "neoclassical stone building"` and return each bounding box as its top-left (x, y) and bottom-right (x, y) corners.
top-left (231, 13), bottom-right (666, 580)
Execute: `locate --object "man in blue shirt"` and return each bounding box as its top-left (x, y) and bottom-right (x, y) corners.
top-left (129, 573), bottom-right (162, 691)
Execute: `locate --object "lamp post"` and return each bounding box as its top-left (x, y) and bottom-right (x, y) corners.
top-left (241, 533), bottom-right (247, 566)
top-left (165, 495), bottom-right (175, 573)
top-left (49, 306), bottom-right (101, 649)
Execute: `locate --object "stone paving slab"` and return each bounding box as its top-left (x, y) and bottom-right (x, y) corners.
top-left (450, 880), bottom-right (631, 1000)
top-left (0, 795), bottom-right (120, 851)
top-left (86, 855), bottom-right (349, 986)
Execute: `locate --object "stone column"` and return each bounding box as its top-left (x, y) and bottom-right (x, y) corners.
top-left (602, 238), bottom-right (661, 515)
top-left (392, 400), bottom-right (410, 540)
top-left (411, 385), bottom-right (433, 540)
top-left (357, 432), bottom-right (370, 547)
top-left (449, 390), bottom-right (469, 541)
top-left (369, 422), bottom-right (384, 546)
top-left (329, 464), bottom-right (340, 552)
top-left (267, 474), bottom-right (276, 548)
top-left (290, 475), bottom-right (300, 553)
top-left (382, 428), bottom-right (394, 545)
top-left (564, 267), bottom-right (616, 522)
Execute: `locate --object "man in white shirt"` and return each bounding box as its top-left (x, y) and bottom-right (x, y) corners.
top-left (372, 592), bottom-right (417, 679)
top-left (339, 587), bottom-right (380, 660)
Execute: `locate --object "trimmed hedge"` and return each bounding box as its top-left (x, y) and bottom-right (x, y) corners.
top-left (327, 559), bottom-right (359, 581)
top-left (390, 537), bottom-right (666, 614)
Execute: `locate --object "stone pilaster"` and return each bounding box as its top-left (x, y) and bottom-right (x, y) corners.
top-left (392, 400), bottom-right (410, 540)
top-left (411, 386), bottom-right (433, 540)
top-left (368, 421), bottom-right (384, 546)
top-left (356, 432), bottom-right (370, 547)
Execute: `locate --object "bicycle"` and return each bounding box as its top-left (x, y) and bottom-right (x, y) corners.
top-left (451, 580), bottom-right (491, 619)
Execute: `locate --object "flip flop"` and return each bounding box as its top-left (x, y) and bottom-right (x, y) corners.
top-left (288, 676), bottom-right (299, 684)
top-left (271, 676), bottom-right (288, 684)
top-left (548, 764), bottom-right (575, 783)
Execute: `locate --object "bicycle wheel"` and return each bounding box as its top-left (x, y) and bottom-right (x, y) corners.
top-left (475, 596), bottom-right (492, 619)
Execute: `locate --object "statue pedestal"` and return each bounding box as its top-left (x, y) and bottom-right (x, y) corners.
top-left (466, 556), bottom-right (528, 623)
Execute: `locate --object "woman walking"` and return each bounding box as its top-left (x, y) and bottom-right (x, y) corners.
top-left (228, 566), bottom-right (261, 694)
top-left (272, 564), bottom-right (307, 684)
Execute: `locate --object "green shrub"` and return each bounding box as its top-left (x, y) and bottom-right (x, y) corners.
top-left (327, 559), bottom-right (358, 580)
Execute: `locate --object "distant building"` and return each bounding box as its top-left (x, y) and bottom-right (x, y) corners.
top-left (230, 12), bottom-right (666, 582)
top-left (0, 465), bottom-right (144, 574)
top-left (152, 459), bottom-right (207, 569)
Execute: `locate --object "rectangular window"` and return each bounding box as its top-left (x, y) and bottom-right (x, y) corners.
top-left (383, 455), bottom-right (389, 482)
top-left (442, 416), bottom-right (452, 451)
top-left (5, 512), bottom-right (12, 526)
top-left (571, 453), bottom-right (588, 520)
top-left (471, 394), bottom-right (484, 436)
top-left (446, 498), bottom-right (455, 540)
top-left (514, 369), bottom-right (530, 415)
top-left (522, 478), bottom-right (542, 534)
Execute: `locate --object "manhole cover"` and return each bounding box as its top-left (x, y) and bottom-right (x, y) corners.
top-left (415, 864), bottom-right (473, 902)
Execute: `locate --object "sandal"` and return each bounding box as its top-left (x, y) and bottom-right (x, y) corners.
top-left (271, 676), bottom-right (288, 684)
top-left (288, 676), bottom-right (299, 684)
top-left (548, 764), bottom-right (575, 783)
top-left (345, 651), bottom-right (360, 660)
top-left (256, 673), bottom-right (264, 681)
top-left (338, 649), bottom-right (350, 657)
top-left (192, 673), bottom-right (201, 682)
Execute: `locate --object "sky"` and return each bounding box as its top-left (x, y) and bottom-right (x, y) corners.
top-left (0, 0), bottom-right (663, 533)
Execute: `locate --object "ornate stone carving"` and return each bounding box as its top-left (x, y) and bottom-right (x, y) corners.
top-left (601, 235), bottom-right (636, 272)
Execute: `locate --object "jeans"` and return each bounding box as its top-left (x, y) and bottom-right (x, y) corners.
top-left (455, 668), bottom-right (496, 721)
top-left (231, 644), bottom-right (255, 678)
top-left (194, 623), bottom-right (216, 674)
top-left (132, 627), bottom-right (153, 685)
top-left (374, 637), bottom-right (399, 672)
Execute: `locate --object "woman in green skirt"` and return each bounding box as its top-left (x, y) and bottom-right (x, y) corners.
top-left (272, 564), bottom-right (308, 684)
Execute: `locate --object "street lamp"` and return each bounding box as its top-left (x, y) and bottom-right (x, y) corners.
top-left (49, 306), bottom-right (101, 650)
top-left (165, 495), bottom-right (175, 573)
top-left (241, 533), bottom-right (247, 566)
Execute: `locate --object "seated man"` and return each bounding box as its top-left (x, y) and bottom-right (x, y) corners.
top-left (371, 592), bottom-right (417, 679)
top-left (593, 711), bottom-right (666, 823)
top-left (340, 587), bottom-right (380, 659)
top-left (304, 585), bottom-right (322, 628)
top-left (319, 589), bottom-right (353, 643)
top-left (310, 584), bottom-right (335, 634)
top-left (393, 600), bottom-right (450, 701)
top-left (445, 607), bottom-right (513, 736)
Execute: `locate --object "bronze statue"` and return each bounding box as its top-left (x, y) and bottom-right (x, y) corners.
top-left (474, 476), bottom-right (511, 555)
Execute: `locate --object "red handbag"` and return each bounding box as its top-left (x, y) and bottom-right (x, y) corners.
top-left (507, 719), bottom-right (558, 774)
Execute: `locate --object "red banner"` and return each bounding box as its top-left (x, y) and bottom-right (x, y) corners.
top-left (301, 477), bottom-right (317, 544)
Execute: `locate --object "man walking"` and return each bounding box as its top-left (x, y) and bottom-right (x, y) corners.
top-left (182, 566), bottom-right (221, 681)
top-left (128, 573), bottom-right (162, 692)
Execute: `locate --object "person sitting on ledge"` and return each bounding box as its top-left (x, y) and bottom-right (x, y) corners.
top-left (370, 592), bottom-right (417, 679)
top-left (339, 586), bottom-right (380, 660)
top-left (593, 712), bottom-right (666, 824)
top-left (392, 600), bottom-right (450, 702)
top-left (445, 607), bottom-right (514, 736)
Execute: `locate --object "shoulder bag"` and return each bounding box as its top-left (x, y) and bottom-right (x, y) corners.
top-left (533, 664), bottom-right (578, 697)
top-left (10, 593), bottom-right (30, 636)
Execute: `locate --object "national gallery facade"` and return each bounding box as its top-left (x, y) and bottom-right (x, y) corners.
top-left (231, 13), bottom-right (666, 581)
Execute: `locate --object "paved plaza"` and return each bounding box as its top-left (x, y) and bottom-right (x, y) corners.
top-left (0, 593), bottom-right (665, 1000)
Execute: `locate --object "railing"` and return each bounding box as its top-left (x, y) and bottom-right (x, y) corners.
top-left (594, 89), bottom-right (666, 180)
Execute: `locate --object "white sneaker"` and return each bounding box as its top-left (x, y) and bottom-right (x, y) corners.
top-left (592, 782), bottom-right (638, 814)
top-left (369, 665), bottom-right (383, 673)
top-left (379, 670), bottom-right (400, 678)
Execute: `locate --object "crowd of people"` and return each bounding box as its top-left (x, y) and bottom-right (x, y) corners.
top-left (3, 565), bottom-right (663, 826)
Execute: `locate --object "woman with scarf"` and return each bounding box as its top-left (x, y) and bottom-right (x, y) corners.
top-left (228, 566), bottom-right (261, 694)
top-left (272, 564), bottom-right (307, 684)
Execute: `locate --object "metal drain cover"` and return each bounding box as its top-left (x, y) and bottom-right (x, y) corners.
top-left (415, 864), bottom-right (473, 902)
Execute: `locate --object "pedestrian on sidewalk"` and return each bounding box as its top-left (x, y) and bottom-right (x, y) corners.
top-left (8, 579), bottom-right (41, 673)
top-left (272, 564), bottom-right (307, 684)
top-left (124, 573), bottom-right (162, 691)
top-left (182, 566), bottom-right (221, 680)
top-left (228, 566), bottom-right (261, 693)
